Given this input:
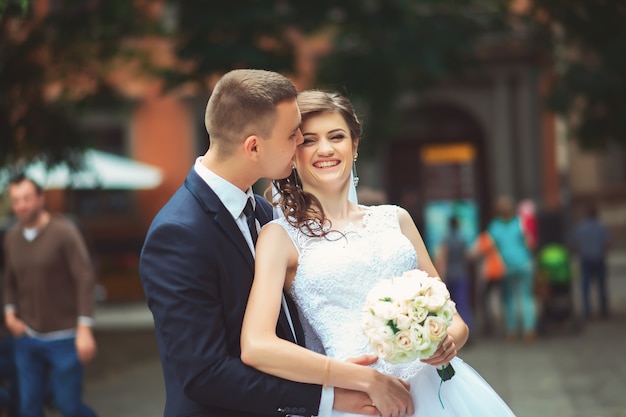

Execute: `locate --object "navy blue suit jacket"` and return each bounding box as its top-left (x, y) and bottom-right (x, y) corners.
top-left (139, 169), bottom-right (322, 417)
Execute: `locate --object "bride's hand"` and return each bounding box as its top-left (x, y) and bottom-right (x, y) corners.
top-left (421, 335), bottom-right (457, 367)
top-left (366, 371), bottom-right (414, 417)
top-left (345, 354), bottom-right (378, 366)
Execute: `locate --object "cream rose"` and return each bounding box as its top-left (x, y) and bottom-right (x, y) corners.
top-left (394, 330), bottom-right (414, 352)
top-left (395, 313), bottom-right (412, 330)
top-left (437, 302), bottom-right (457, 324)
top-left (424, 316), bottom-right (448, 342)
top-left (370, 337), bottom-right (396, 360)
top-left (410, 305), bottom-right (429, 323)
top-left (363, 268), bottom-right (457, 368)
top-left (409, 323), bottom-right (432, 353)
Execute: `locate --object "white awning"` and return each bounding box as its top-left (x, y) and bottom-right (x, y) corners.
top-left (2, 149), bottom-right (163, 190)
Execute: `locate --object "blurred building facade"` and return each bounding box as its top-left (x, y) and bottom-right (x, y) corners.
top-left (23, 1), bottom-right (626, 300)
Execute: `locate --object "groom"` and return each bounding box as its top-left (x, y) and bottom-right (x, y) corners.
top-left (139, 69), bottom-right (376, 417)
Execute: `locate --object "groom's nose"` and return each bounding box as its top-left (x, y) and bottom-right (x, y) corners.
top-left (295, 128), bottom-right (304, 145)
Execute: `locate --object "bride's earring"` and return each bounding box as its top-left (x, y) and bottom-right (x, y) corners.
top-left (352, 153), bottom-right (359, 187)
top-left (292, 165), bottom-right (302, 189)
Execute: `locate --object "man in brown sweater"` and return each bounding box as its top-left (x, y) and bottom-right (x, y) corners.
top-left (3, 174), bottom-right (98, 417)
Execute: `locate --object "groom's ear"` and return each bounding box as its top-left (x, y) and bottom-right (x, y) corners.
top-left (243, 135), bottom-right (260, 160)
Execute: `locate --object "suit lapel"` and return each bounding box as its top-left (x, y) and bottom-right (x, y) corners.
top-left (283, 291), bottom-right (306, 346)
top-left (185, 169), bottom-right (302, 345)
top-left (184, 170), bottom-right (254, 271)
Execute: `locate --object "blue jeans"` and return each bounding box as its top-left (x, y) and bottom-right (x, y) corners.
top-left (0, 336), bottom-right (19, 417)
top-left (580, 259), bottom-right (608, 318)
top-left (14, 335), bottom-right (98, 417)
top-left (502, 261), bottom-right (537, 334)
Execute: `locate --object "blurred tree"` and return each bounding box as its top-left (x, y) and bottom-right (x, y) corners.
top-left (2, 0), bottom-right (513, 171)
top-left (171, 0), bottom-right (510, 154)
top-left (523, 0), bottom-right (626, 149)
top-left (168, 1), bottom-right (302, 85)
top-left (312, 1), bottom-right (509, 154)
top-left (0, 0), bottom-right (160, 175)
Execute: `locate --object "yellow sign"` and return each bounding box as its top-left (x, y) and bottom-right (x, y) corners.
top-left (421, 143), bottom-right (475, 164)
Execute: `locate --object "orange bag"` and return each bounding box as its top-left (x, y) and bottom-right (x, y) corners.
top-left (475, 232), bottom-right (506, 281)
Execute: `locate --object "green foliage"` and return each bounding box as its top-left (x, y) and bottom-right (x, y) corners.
top-left (312, 1), bottom-right (508, 153)
top-left (526, 0), bottom-right (626, 149)
top-left (165, 0), bottom-right (325, 87)
top-left (172, 1), bottom-right (509, 154)
top-left (5, 0), bottom-right (624, 175)
top-left (0, 0), bottom-right (27, 19)
top-left (2, 0), bottom-right (510, 171)
top-left (172, 1), bottom-right (626, 151)
top-left (0, 0), bottom-right (159, 172)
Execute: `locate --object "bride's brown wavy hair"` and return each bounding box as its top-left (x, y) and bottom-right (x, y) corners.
top-left (265, 90), bottom-right (362, 237)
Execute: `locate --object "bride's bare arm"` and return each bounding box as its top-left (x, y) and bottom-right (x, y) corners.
top-left (397, 207), bottom-right (470, 351)
top-left (241, 223), bottom-right (413, 417)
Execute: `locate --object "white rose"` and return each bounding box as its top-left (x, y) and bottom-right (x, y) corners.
top-left (418, 342), bottom-right (439, 359)
top-left (373, 300), bottom-right (402, 321)
top-left (370, 338), bottom-right (396, 361)
top-left (437, 302), bottom-right (457, 324)
top-left (395, 313), bottom-right (412, 330)
top-left (412, 295), bottom-right (427, 309)
top-left (363, 313), bottom-right (387, 334)
top-left (429, 279), bottom-right (451, 301)
top-left (409, 324), bottom-right (433, 355)
top-left (386, 278), bottom-right (403, 299)
top-left (395, 276), bottom-right (422, 299)
top-left (401, 269), bottom-right (430, 281)
top-left (388, 349), bottom-right (419, 364)
top-left (363, 315), bottom-right (397, 354)
top-left (394, 330), bottom-right (414, 352)
top-left (424, 316), bottom-right (448, 342)
top-left (424, 289), bottom-right (447, 311)
top-left (410, 305), bottom-right (429, 324)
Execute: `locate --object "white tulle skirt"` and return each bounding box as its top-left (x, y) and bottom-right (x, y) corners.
top-left (330, 357), bottom-right (516, 417)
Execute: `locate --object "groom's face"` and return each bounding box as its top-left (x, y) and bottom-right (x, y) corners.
top-left (258, 99), bottom-right (304, 180)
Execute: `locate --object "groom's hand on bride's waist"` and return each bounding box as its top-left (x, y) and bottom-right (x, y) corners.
top-left (332, 355), bottom-right (380, 415)
top-left (333, 388), bottom-right (378, 416)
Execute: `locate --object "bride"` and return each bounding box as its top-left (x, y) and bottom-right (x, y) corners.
top-left (241, 90), bottom-right (516, 417)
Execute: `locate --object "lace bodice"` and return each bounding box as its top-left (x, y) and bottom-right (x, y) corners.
top-left (273, 205), bottom-right (425, 379)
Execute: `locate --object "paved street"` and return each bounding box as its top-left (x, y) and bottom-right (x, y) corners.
top-left (78, 252), bottom-right (626, 417)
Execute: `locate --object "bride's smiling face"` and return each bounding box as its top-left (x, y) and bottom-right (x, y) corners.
top-left (295, 111), bottom-right (358, 191)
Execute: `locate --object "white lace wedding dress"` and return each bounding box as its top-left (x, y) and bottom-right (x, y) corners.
top-left (273, 205), bottom-right (516, 417)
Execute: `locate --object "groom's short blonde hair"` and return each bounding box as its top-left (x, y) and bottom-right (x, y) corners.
top-left (205, 69), bottom-right (298, 155)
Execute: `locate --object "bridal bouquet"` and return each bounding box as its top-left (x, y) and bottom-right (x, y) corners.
top-left (362, 269), bottom-right (457, 380)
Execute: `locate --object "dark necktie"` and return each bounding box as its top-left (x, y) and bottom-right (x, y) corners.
top-left (243, 198), bottom-right (258, 245)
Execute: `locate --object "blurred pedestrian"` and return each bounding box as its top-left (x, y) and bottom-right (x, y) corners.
top-left (0, 275), bottom-right (18, 417)
top-left (3, 174), bottom-right (98, 417)
top-left (517, 199), bottom-right (538, 252)
top-left (470, 230), bottom-right (506, 337)
top-left (570, 205), bottom-right (610, 319)
top-left (436, 217), bottom-right (473, 332)
top-left (487, 195), bottom-right (537, 343)
top-left (536, 243), bottom-right (580, 334)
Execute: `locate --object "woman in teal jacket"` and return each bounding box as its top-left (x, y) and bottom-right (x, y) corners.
top-left (488, 195), bottom-right (537, 343)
